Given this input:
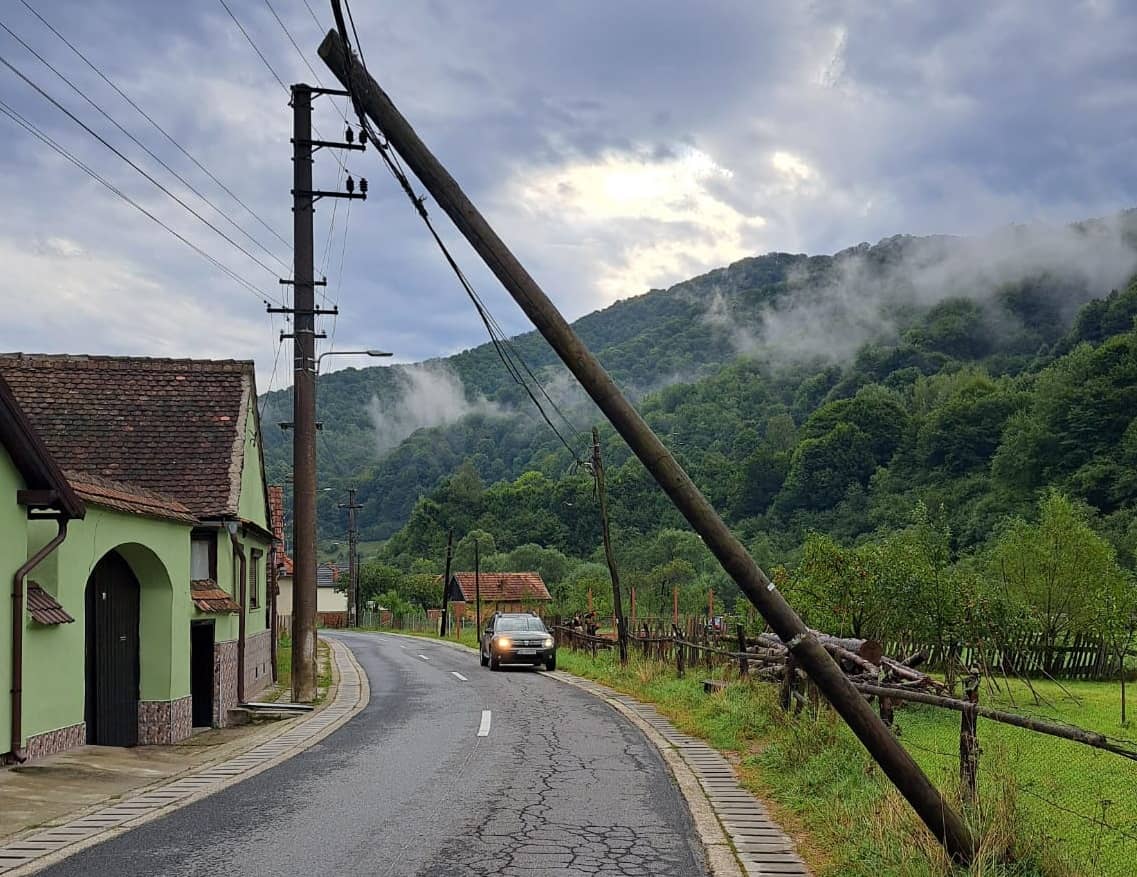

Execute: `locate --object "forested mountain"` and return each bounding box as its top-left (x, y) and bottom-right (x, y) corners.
top-left (259, 212), bottom-right (1137, 559)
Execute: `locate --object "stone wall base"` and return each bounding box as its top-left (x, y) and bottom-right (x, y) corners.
top-left (214, 639), bottom-right (239, 727)
top-left (244, 629), bottom-right (272, 700)
top-left (138, 697), bottom-right (193, 745)
top-left (24, 722), bottom-right (85, 761)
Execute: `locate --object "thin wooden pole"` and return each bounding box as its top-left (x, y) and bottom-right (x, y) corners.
top-left (593, 427), bottom-right (628, 664)
top-left (317, 32), bottom-right (975, 863)
top-left (439, 529), bottom-right (453, 636)
top-left (672, 585), bottom-right (678, 626)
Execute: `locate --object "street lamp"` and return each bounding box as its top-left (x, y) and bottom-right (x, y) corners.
top-left (315, 349), bottom-right (392, 374)
top-left (312, 349), bottom-right (390, 630)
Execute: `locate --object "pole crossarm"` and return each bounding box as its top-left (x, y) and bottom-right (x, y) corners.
top-left (318, 30), bottom-right (976, 863)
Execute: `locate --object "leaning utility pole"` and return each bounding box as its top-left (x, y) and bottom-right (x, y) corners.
top-left (317, 33), bottom-right (976, 863)
top-left (592, 427), bottom-right (627, 664)
top-left (338, 487), bottom-right (362, 626)
top-left (274, 81), bottom-right (366, 702)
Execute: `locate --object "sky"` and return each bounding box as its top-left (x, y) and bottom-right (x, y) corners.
top-left (1, 0), bottom-right (1136, 391)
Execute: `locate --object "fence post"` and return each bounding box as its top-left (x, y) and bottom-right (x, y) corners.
top-left (737, 623), bottom-right (749, 678)
top-left (960, 668), bottom-right (980, 804)
top-left (674, 625), bottom-right (685, 678)
top-left (780, 655), bottom-right (796, 713)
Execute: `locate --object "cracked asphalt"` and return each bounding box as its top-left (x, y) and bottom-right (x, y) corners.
top-left (38, 632), bottom-right (709, 877)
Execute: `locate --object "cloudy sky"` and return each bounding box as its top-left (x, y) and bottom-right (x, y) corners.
top-left (2, 0), bottom-right (1135, 390)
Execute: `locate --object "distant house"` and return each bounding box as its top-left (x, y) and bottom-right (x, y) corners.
top-left (443, 572), bottom-right (552, 617)
top-left (0, 354), bottom-right (274, 763)
top-left (316, 562), bottom-right (348, 626)
top-left (274, 552), bottom-right (347, 627)
top-left (267, 485), bottom-right (292, 616)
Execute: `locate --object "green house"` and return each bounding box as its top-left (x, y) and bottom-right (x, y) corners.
top-left (1, 354), bottom-right (276, 763)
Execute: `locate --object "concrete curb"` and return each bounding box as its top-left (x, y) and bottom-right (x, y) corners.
top-left (0, 639), bottom-right (369, 876)
top-left (379, 631), bottom-right (807, 876)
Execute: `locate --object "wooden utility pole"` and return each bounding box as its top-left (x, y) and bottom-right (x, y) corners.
top-left (439, 529), bottom-right (453, 636)
top-left (474, 539), bottom-right (482, 635)
top-left (592, 427), bottom-right (627, 663)
top-left (288, 83), bottom-right (318, 703)
top-left (318, 33), bottom-right (976, 864)
top-left (275, 81), bottom-right (365, 701)
top-left (338, 487), bottom-right (362, 627)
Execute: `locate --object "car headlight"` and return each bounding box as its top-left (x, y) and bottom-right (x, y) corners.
top-left (543, 637), bottom-right (554, 648)
top-left (497, 637), bottom-right (511, 649)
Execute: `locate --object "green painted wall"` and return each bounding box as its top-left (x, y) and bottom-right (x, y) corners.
top-left (23, 508), bottom-right (191, 743)
top-left (0, 446), bottom-right (28, 754)
top-left (237, 396), bottom-right (271, 633)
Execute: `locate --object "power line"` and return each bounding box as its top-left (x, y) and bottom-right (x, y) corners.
top-left (301, 0), bottom-right (327, 34)
top-left (0, 97), bottom-right (275, 305)
top-left (332, 0), bottom-right (586, 463)
top-left (217, 0), bottom-right (287, 92)
top-left (0, 17), bottom-right (289, 272)
top-left (217, 0), bottom-right (348, 176)
top-left (263, 0), bottom-right (325, 88)
top-left (18, 0), bottom-right (291, 251)
top-left (0, 52), bottom-right (287, 289)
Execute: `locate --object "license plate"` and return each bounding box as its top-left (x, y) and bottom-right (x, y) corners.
top-left (517, 648), bottom-right (536, 655)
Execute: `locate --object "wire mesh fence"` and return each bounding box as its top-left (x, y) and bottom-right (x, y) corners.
top-left (553, 620), bottom-right (1137, 875)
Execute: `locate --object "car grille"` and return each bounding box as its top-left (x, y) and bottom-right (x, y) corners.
top-left (510, 638), bottom-right (547, 648)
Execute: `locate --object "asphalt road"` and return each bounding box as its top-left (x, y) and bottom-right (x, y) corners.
top-left (40, 632), bottom-right (709, 877)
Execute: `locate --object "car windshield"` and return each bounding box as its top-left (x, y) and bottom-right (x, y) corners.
top-left (495, 617), bottom-right (547, 632)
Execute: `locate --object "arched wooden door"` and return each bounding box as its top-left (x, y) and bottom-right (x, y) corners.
top-left (85, 551), bottom-right (140, 746)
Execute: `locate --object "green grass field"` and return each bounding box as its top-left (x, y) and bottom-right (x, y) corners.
top-left (554, 647), bottom-right (1136, 877)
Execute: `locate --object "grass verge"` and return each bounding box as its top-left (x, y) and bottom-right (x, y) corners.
top-left (272, 635), bottom-right (333, 704)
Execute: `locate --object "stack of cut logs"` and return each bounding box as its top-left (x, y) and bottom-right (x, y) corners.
top-left (740, 632), bottom-right (948, 698)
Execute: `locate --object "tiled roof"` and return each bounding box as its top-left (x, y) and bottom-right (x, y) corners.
top-left (67, 471), bottom-right (197, 525)
top-left (0, 374), bottom-right (84, 518)
top-left (190, 579), bottom-right (241, 614)
top-left (267, 484), bottom-right (293, 575)
top-left (268, 485), bottom-right (285, 542)
top-left (448, 572), bottom-right (551, 603)
top-left (26, 582), bottom-right (74, 625)
top-left (317, 563), bottom-right (340, 588)
top-left (0, 353), bottom-right (255, 519)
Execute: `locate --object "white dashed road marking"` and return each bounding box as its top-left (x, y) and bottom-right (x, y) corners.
top-left (452, 672), bottom-right (468, 681)
top-left (477, 710), bottom-right (492, 737)
top-left (418, 654), bottom-right (429, 661)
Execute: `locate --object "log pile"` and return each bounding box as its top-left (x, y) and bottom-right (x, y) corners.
top-left (739, 632), bottom-right (949, 696)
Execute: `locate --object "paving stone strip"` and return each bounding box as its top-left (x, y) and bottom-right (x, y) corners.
top-left (553, 675), bottom-right (811, 877)
top-left (0, 640), bottom-right (367, 876)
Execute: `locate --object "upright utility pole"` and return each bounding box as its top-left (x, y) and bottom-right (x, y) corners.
top-left (275, 81), bottom-right (366, 703)
top-left (439, 529), bottom-right (453, 636)
top-left (339, 487), bottom-right (362, 626)
top-left (317, 35), bottom-right (975, 863)
top-left (290, 83), bottom-right (318, 703)
top-left (474, 539), bottom-right (482, 635)
top-left (592, 427), bottom-right (627, 663)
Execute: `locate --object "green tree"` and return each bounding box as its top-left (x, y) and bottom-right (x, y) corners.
top-left (989, 491), bottom-right (1128, 668)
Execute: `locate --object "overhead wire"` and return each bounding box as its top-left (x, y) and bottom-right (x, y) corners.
top-left (18, 0), bottom-right (291, 251)
top-left (217, 0), bottom-right (287, 92)
top-left (0, 97), bottom-right (274, 305)
top-left (331, 0), bottom-right (587, 464)
top-left (0, 17), bottom-right (289, 272)
top-left (0, 52), bottom-right (287, 292)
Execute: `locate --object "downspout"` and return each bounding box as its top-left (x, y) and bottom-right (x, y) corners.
top-left (7, 516), bottom-right (69, 764)
top-left (268, 545), bottom-right (278, 684)
top-left (229, 530), bottom-right (247, 705)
